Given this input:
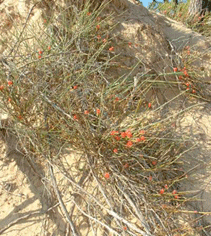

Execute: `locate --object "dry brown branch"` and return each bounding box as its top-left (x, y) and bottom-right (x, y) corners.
top-left (54, 163), bottom-right (152, 236)
top-left (49, 164), bottom-right (78, 236)
top-left (0, 211), bottom-right (40, 234)
top-left (117, 184), bottom-right (152, 235)
top-left (73, 199), bottom-right (121, 236)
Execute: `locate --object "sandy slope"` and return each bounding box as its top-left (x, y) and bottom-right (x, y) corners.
top-left (0, 0), bottom-right (211, 235)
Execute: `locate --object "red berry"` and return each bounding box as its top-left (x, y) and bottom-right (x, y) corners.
top-left (73, 114), bottom-right (78, 120)
top-left (125, 130), bottom-right (133, 138)
top-left (183, 70), bottom-right (189, 77)
top-left (148, 103), bottom-right (152, 108)
top-left (140, 136), bottom-right (145, 141)
top-left (114, 136), bottom-right (120, 141)
top-left (110, 130), bottom-right (118, 135)
top-left (96, 109), bottom-right (100, 115)
top-left (152, 161), bottom-right (157, 166)
top-left (139, 130), bottom-right (145, 135)
top-left (113, 148), bottom-right (118, 153)
top-left (136, 138), bottom-right (141, 142)
top-left (126, 141), bottom-right (133, 148)
top-left (123, 226), bottom-right (127, 231)
top-left (121, 132), bottom-right (127, 138)
top-left (160, 189), bottom-right (165, 194)
top-left (104, 172), bottom-right (110, 179)
top-left (172, 190), bottom-right (177, 195)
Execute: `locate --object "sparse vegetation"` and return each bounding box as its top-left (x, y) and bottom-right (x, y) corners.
top-left (149, 0), bottom-right (211, 36)
top-left (0, 0), bottom-right (211, 235)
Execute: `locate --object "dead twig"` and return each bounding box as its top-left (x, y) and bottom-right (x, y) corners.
top-left (49, 164), bottom-right (78, 236)
top-left (0, 211), bottom-right (40, 234)
top-left (54, 163), bottom-right (152, 236)
top-left (117, 183), bottom-right (152, 235)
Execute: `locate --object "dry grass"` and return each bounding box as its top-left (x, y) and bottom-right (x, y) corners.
top-left (150, 0), bottom-right (211, 37)
top-left (0, 0), bottom-right (210, 235)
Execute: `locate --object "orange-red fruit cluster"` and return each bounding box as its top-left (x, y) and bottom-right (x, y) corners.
top-left (126, 141), bottom-right (133, 148)
top-left (104, 172), bottom-right (110, 179)
top-left (125, 130), bottom-right (132, 138)
top-left (121, 132), bottom-right (127, 138)
top-left (114, 136), bottom-right (120, 141)
top-left (110, 130), bottom-right (119, 136)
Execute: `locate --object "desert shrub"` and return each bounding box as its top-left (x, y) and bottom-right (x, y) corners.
top-left (0, 0), bottom-right (206, 235)
top-left (151, 0), bottom-right (211, 36)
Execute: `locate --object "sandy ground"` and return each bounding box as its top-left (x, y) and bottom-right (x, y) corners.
top-left (0, 0), bottom-right (211, 235)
